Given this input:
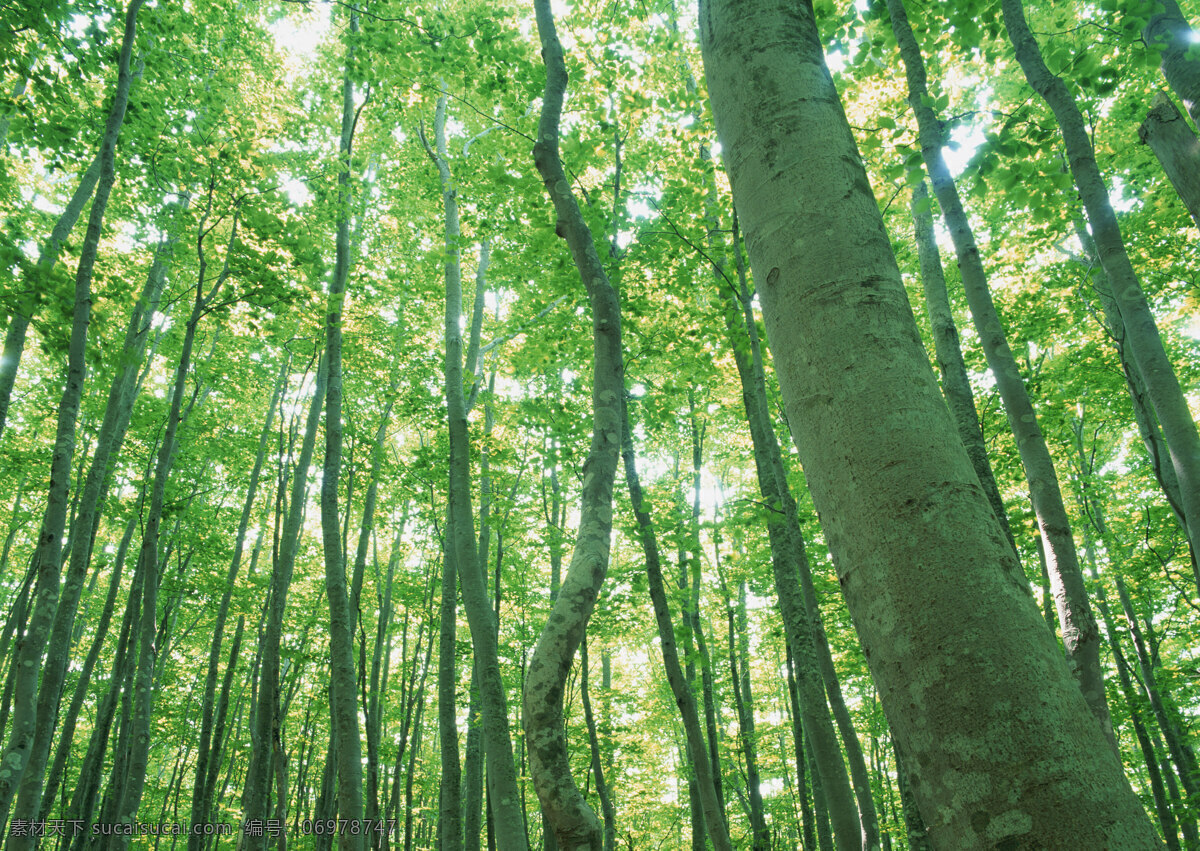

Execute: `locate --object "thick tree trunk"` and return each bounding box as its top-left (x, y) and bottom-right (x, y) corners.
top-left (889, 0), bottom-right (1113, 742)
top-left (1143, 0), bottom-right (1200, 130)
top-left (1003, 0), bottom-right (1200, 561)
top-left (698, 0), bottom-right (1159, 845)
top-left (524, 2), bottom-right (626, 848)
top-left (1139, 92), bottom-right (1200, 231)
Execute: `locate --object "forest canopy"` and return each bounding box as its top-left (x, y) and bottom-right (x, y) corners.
top-left (0, 0), bottom-right (1198, 848)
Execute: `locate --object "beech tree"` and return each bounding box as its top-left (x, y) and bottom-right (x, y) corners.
top-left (0, 0), bottom-right (1197, 848)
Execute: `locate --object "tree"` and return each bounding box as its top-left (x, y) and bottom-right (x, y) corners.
top-left (698, 0), bottom-right (1160, 845)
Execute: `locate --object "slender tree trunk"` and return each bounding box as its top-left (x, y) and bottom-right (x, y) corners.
top-left (320, 8), bottom-right (365, 848)
top-left (1004, 0), bottom-right (1200, 560)
top-left (910, 180), bottom-right (1015, 551)
top-left (16, 216), bottom-right (175, 829)
top-left (618, 395), bottom-right (732, 851)
top-left (524, 2), bottom-right (626, 848)
top-left (39, 514), bottom-right (135, 821)
top-left (0, 0), bottom-right (145, 827)
top-left (699, 0), bottom-right (1159, 844)
top-left (1069, 219), bottom-right (1196, 581)
top-left (889, 0), bottom-right (1113, 742)
top-left (726, 583), bottom-right (768, 850)
top-left (0, 147), bottom-right (102, 443)
top-left (189, 357), bottom-right (286, 849)
top-left (420, 84), bottom-right (527, 848)
top-left (240, 358), bottom-right (327, 847)
top-left (784, 647), bottom-right (816, 851)
top-left (579, 636), bottom-right (615, 851)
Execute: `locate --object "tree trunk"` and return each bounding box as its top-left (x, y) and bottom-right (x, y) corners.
top-left (320, 8), bottom-right (365, 848)
top-left (0, 0), bottom-right (145, 827)
top-left (910, 180), bottom-right (1015, 551)
top-left (889, 0), bottom-right (1113, 742)
top-left (1139, 92), bottom-right (1200, 231)
top-left (524, 2), bottom-right (626, 848)
top-left (618, 395), bottom-right (732, 851)
top-left (1143, 0), bottom-right (1200, 130)
top-left (698, 0), bottom-right (1160, 845)
top-left (240, 357), bottom-right (327, 846)
top-left (420, 84), bottom-right (528, 849)
top-left (189, 356), bottom-right (287, 850)
top-left (579, 635), bottom-right (615, 851)
top-left (1003, 0), bottom-right (1200, 561)
top-left (715, 223), bottom-right (865, 850)
top-left (726, 583), bottom-right (769, 850)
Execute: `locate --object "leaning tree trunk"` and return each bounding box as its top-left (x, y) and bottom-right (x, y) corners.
top-left (0, 0), bottom-right (145, 827)
top-left (1003, 0), bottom-right (1200, 561)
top-left (1138, 93), bottom-right (1200, 231)
top-left (723, 215), bottom-right (873, 851)
top-left (618, 395), bottom-right (731, 851)
top-left (14, 210), bottom-right (176, 833)
top-left (109, 193), bottom-right (237, 851)
top-left (698, 0), bottom-right (1159, 846)
top-left (523, 1), bottom-right (626, 848)
top-left (888, 0), bottom-right (1113, 744)
top-left (910, 181), bottom-right (1015, 552)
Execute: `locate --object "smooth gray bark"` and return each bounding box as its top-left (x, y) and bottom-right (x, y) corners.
top-left (320, 8), bottom-right (365, 847)
top-left (1139, 92), bottom-right (1200, 231)
top-left (1143, 0), bottom-right (1200, 130)
top-left (910, 181), bottom-right (1015, 553)
top-left (889, 0), bottom-right (1113, 742)
top-left (699, 0), bottom-right (1160, 844)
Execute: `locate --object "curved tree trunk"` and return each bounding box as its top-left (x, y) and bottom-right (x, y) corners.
top-left (698, 0), bottom-right (1159, 845)
top-left (524, 2), bottom-right (626, 847)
